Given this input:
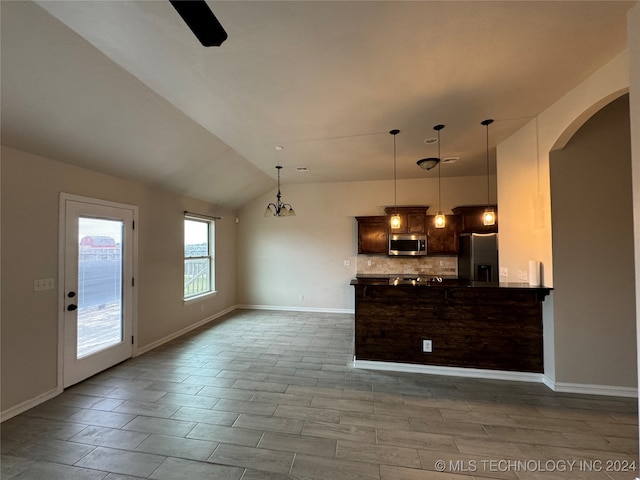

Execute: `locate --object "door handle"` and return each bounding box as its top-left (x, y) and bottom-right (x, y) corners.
top-left (67, 304), bottom-right (78, 311)
top-left (67, 291), bottom-right (76, 298)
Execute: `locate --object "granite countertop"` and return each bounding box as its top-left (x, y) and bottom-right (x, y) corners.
top-left (351, 274), bottom-right (550, 290)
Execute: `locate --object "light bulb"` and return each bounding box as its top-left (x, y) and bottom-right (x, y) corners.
top-left (390, 214), bottom-right (401, 230)
top-left (435, 212), bottom-right (445, 229)
top-left (483, 208), bottom-right (495, 226)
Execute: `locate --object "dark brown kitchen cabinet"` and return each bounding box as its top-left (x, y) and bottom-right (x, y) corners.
top-left (384, 206), bottom-right (428, 234)
top-left (452, 205), bottom-right (498, 233)
top-left (356, 216), bottom-right (388, 254)
top-left (427, 214), bottom-right (460, 254)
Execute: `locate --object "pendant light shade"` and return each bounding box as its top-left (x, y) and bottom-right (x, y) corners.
top-left (389, 129), bottom-right (401, 230)
top-left (433, 124), bottom-right (445, 229)
top-left (264, 166), bottom-right (295, 217)
top-left (483, 209), bottom-right (496, 226)
top-left (481, 119), bottom-right (495, 226)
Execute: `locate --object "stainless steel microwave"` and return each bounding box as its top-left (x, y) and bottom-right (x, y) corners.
top-left (388, 234), bottom-right (427, 256)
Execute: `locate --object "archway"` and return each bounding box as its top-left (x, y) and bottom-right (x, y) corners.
top-left (549, 94), bottom-right (636, 390)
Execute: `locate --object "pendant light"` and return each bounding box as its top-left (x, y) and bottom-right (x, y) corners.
top-left (389, 129), bottom-right (401, 230)
top-left (433, 124), bottom-right (445, 229)
top-left (481, 119), bottom-right (496, 226)
top-left (264, 165), bottom-right (295, 217)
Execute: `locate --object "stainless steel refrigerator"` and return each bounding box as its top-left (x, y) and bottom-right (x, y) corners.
top-left (458, 233), bottom-right (498, 282)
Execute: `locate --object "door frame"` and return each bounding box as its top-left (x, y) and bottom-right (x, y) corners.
top-left (57, 193), bottom-right (138, 390)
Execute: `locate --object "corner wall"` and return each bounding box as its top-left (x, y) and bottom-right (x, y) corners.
top-left (497, 49), bottom-right (630, 287)
top-left (626, 1), bottom-right (640, 461)
top-left (497, 48), bottom-right (634, 392)
top-left (1, 146), bottom-right (237, 417)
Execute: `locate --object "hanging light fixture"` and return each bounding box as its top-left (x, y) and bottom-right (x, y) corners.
top-left (264, 165), bottom-right (295, 217)
top-left (417, 157), bottom-right (439, 170)
top-left (432, 124), bottom-right (446, 228)
top-left (389, 129), bottom-right (401, 230)
top-left (481, 119), bottom-right (496, 226)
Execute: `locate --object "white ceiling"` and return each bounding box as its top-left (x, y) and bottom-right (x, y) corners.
top-left (1, 1), bottom-right (635, 210)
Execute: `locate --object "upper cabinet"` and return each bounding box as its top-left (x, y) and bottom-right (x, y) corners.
top-left (427, 215), bottom-right (460, 255)
top-left (452, 205), bottom-right (498, 234)
top-left (356, 216), bottom-right (388, 254)
top-left (384, 206), bottom-right (429, 234)
top-left (357, 205), bottom-right (495, 255)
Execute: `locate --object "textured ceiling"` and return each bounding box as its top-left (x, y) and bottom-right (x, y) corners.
top-left (1, 1), bottom-right (635, 210)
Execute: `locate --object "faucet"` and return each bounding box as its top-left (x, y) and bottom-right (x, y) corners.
top-left (430, 276), bottom-right (443, 283)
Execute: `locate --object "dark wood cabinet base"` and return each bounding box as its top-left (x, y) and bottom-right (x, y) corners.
top-left (352, 282), bottom-right (550, 373)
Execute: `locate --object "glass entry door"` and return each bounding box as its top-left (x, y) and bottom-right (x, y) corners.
top-left (62, 196), bottom-right (135, 388)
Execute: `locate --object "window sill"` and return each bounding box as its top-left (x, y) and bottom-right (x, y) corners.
top-left (184, 291), bottom-right (217, 305)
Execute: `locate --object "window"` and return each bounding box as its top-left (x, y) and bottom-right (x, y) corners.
top-left (184, 217), bottom-right (214, 299)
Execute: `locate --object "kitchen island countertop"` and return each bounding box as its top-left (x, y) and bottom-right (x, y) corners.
top-left (351, 275), bottom-right (551, 292)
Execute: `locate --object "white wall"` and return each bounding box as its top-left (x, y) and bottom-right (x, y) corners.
top-left (627, 1), bottom-right (640, 457)
top-left (236, 176), bottom-right (493, 311)
top-left (1, 147), bottom-right (237, 417)
top-left (497, 47), bottom-right (635, 392)
top-left (498, 49), bottom-right (630, 287)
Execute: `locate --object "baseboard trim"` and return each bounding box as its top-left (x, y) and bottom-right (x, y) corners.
top-left (135, 305), bottom-right (237, 356)
top-left (547, 380), bottom-right (638, 398)
top-left (236, 304), bottom-right (354, 314)
top-left (354, 360), bottom-right (638, 398)
top-left (353, 360), bottom-right (545, 384)
top-left (1, 386), bottom-right (61, 423)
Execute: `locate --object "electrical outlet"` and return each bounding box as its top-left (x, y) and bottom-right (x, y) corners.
top-left (344, 260), bottom-right (351, 267)
top-left (422, 339), bottom-right (433, 353)
top-left (33, 278), bottom-right (55, 292)
top-left (299, 294), bottom-right (304, 301)
top-left (500, 267), bottom-right (508, 277)
top-left (367, 260), bottom-right (372, 266)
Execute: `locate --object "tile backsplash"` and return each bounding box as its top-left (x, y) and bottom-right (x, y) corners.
top-left (357, 255), bottom-right (458, 277)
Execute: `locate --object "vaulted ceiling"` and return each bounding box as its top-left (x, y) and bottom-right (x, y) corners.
top-left (1, 1), bottom-right (634, 210)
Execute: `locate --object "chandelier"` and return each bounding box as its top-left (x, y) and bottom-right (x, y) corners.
top-left (264, 165), bottom-right (296, 217)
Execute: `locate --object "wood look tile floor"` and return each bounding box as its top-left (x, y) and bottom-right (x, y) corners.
top-left (2, 309), bottom-right (638, 480)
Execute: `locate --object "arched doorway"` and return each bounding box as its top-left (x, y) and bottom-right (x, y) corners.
top-left (549, 94), bottom-right (637, 391)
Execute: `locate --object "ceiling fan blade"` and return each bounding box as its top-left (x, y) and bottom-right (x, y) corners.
top-left (169, 0), bottom-right (227, 47)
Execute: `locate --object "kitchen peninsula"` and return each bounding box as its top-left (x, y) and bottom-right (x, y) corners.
top-left (353, 205), bottom-right (551, 375)
top-left (350, 276), bottom-right (551, 373)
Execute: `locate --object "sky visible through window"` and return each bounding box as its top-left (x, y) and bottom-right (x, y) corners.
top-left (78, 217), bottom-right (122, 243)
top-left (185, 219), bottom-right (208, 246)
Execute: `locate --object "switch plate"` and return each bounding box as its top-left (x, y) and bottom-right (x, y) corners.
top-left (422, 339), bottom-right (433, 353)
top-left (344, 260), bottom-right (351, 267)
top-left (34, 278), bottom-right (55, 292)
